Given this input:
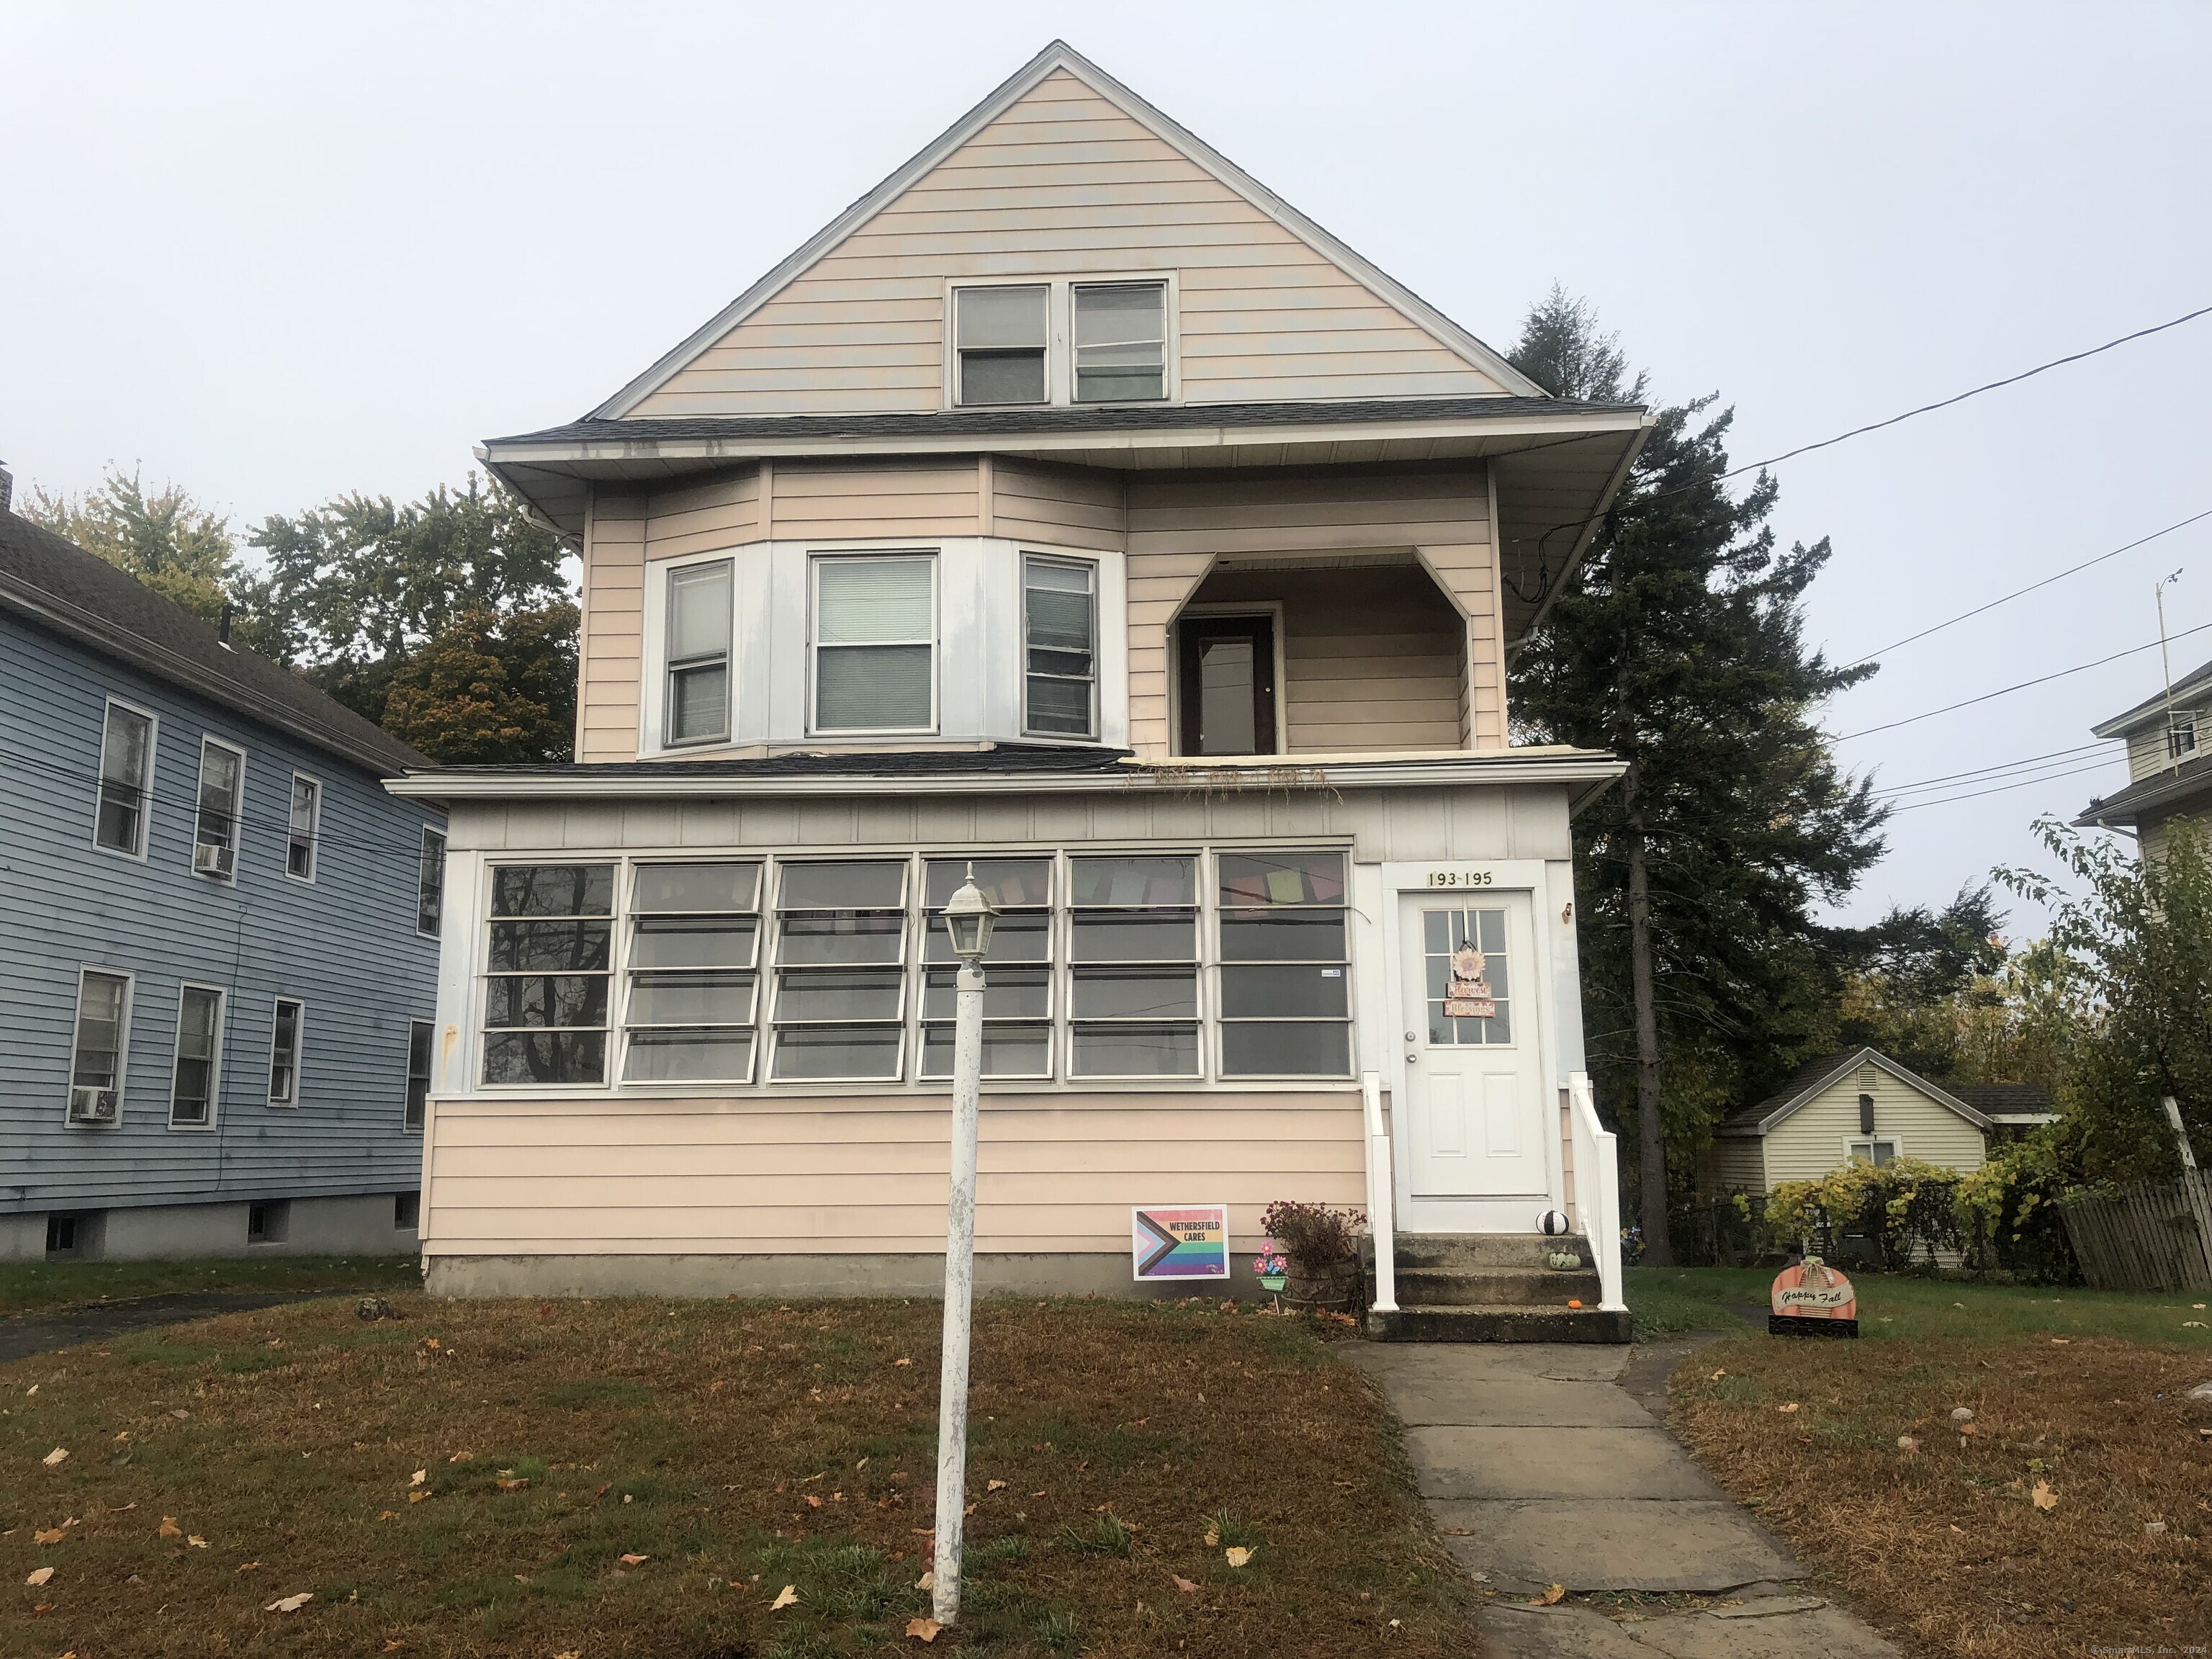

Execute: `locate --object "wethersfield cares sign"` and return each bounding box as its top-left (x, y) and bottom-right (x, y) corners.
top-left (1131, 1206), bottom-right (1230, 1281)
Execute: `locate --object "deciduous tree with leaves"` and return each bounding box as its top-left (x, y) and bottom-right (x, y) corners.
top-left (22, 468), bottom-right (241, 624)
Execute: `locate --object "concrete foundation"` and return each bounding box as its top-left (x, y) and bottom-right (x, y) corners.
top-left (1, 1192), bottom-right (420, 1262)
top-left (0, 1213), bottom-right (48, 1263)
top-left (425, 1251), bottom-right (1244, 1301)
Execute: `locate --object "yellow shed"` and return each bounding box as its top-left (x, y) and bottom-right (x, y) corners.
top-left (1704, 1047), bottom-right (1995, 1194)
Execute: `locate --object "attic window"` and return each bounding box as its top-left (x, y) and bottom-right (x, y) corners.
top-left (2170, 716), bottom-right (2197, 759)
top-left (1073, 282), bottom-right (1166, 403)
top-left (954, 285), bottom-right (1047, 406)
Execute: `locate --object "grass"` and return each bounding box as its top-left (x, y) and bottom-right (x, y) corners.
top-left (1658, 1274), bottom-right (2212, 1654)
top-left (0, 1254), bottom-right (419, 1317)
top-left (1, 1293), bottom-right (1466, 1657)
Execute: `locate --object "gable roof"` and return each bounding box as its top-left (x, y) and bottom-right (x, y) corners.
top-left (1714, 1046), bottom-right (1995, 1138)
top-left (591, 40), bottom-right (1547, 421)
top-left (0, 508), bottom-right (428, 777)
top-left (2092, 655), bottom-right (2212, 739)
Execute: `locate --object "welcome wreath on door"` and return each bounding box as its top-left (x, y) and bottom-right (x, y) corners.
top-left (1442, 941), bottom-right (1496, 1020)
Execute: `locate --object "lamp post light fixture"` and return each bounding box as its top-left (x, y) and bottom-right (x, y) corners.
top-left (931, 866), bottom-right (997, 1627)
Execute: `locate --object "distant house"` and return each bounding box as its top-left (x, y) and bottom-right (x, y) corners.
top-left (1703, 1047), bottom-right (2052, 1193)
top-left (0, 475), bottom-right (446, 1262)
top-left (2079, 655), bottom-right (2212, 858)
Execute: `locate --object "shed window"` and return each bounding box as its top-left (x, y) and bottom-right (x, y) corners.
top-left (1069, 855), bottom-right (1200, 1077)
top-left (812, 556), bottom-right (934, 732)
top-left (481, 864), bottom-right (614, 1085)
top-left (193, 739), bottom-right (244, 880)
top-left (1073, 282), bottom-right (1166, 403)
top-left (267, 997), bottom-right (304, 1106)
top-left (665, 559), bottom-right (733, 746)
top-left (169, 985), bottom-right (225, 1128)
top-left (1216, 853), bottom-right (1351, 1076)
top-left (417, 827), bottom-right (446, 937)
top-left (67, 969), bottom-right (131, 1125)
top-left (954, 284), bottom-right (1048, 406)
top-left (1023, 557), bottom-right (1097, 739)
top-left (404, 1019), bottom-right (433, 1130)
top-left (920, 858), bottom-right (1053, 1079)
top-left (623, 862), bottom-right (761, 1082)
top-left (95, 701), bottom-right (153, 855)
top-left (286, 775), bottom-right (320, 881)
top-left (770, 860), bottom-right (909, 1080)
top-left (1848, 1138), bottom-right (1899, 1166)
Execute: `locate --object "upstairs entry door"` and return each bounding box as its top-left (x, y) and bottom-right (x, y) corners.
top-left (1395, 893), bottom-right (1550, 1228)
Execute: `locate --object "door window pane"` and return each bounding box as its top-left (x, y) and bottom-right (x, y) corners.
top-left (1421, 906), bottom-right (1512, 1046)
top-left (1074, 282), bottom-right (1166, 403)
top-left (67, 970), bottom-right (130, 1124)
top-left (814, 557), bottom-right (935, 732)
top-left (1217, 852), bottom-right (1350, 1076)
top-left (956, 285), bottom-right (1047, 405)
top-left (170, 986), bottom-right (223, 1126)
top-left (666, 560), bottom-right (733, 746)
top-left (483, 864), bottom-right (615, 1084)
top-left (623, 861), bottom-right (760, 1083)
top-left (95, 703), bottom-right (152, 855)
top-left (1024, 558), bottom-right (1097, 738)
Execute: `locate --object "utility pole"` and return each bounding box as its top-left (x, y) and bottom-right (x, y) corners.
top-left (2157, 570), bottom-right (2184, 775)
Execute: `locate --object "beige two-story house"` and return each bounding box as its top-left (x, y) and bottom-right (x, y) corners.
top-left (2079, 655), bottom-right (2212, 858)
top-left (391, 42), bottom-right (1651, 1338)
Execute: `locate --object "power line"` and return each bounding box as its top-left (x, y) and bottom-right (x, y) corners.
top-left (1838, 508), bottom-right (2212, 670)
top-left (1835, 619), bottom-right (2212, 741)
top-left (1886, 757), bottom-right (2121, 814)
top-left (1869, 742), bottom-right (2110, 797)
top-left (1882, 757), bottom-right (2119, 806)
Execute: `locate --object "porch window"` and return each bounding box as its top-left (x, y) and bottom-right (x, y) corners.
top-left (481, 863), bottom-right (614, 1085)
top-left (770, 860), bottom-right (909, 1080)
top-left (285, 775), bottom-right (320, 881)
top-left (1069, 855), bottom-right (1200, 1077)
top-left (665, 559), bottom-right (733, 746)
top-left (1421, 907), bottom-right (1511, 1045)
top-left (920, 857), bottom-right (1053, 1079)
top-left (622, 861), bottom-right (760, 1082)
top-left (267, 997), bottom-right (304, 1106)
top-left (405, 1019), bottom-right (433, 1130)
top-left (169, 984), bottom-right (225, 1127)
top-left (66, 968), bottom-right (131, 1125)
top-left (812, 555), bottom-right (935, 732)
top-left (953, 284), bottom-right (1048, 406)
top-left (1848, 1138), bottom-right (1899, 1166)
top-left (1022, 557), bottom-right (1097, 739)
top-left (1073, 282), bottom-right (1166, 403)
top-left (1215, 853), bottom-right (1351, 1076)
top-left (193, 737), bottom-right (245, 881)
top-left (1177, 616), bottom-right (1277, 756)
top-left (94, 700), bottom-right (153, 856)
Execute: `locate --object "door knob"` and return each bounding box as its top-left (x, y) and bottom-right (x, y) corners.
top-left (1404, 1054), bottom-right (1418, 1065)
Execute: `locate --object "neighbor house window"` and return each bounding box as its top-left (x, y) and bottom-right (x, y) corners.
top-left (953, 284), bottom-right (1047, 406)
top-left (404, 1019), bottom-right (433, 1130)
top-left (1215, 853), bottom-right (1351, 1076)
top-left (417, 827), bottom-right (446, 936)
top-left (622, 862), bottom-right (761, 1082)
top-left (920, 858), bottom-right (1053, 1080)
top-left (1023, 557), bottom-right (1097, 739)
top-left (285, 775), bottom-right (320, 881)
top-left (66, 968), bottom-right (131, 1125)
top-left (1069, 855), bottom-right (1200, 1077)
top-left (169, 984), bottom-right (225, 1128)
top-left (481, 864), bottom-right (614, 1085)
top-left (2170, 716), bottom-right (2198, 759)
top-left (266, 997), bottom-right (304, 1106)
top-left (1073, 282), bottom-right (1166, 402)
top-left (193, 738), bottom-right (245, 879)
top-left (1422, 908), bottom-right (1512, 1046)
top-left (770, 860), bottom-right (909, 1081)
top-left (1848, 1138), bottom-right (1899, 1166)
top-left (811, 555), bottom-right (935, 732)
top-left (665, 559), bottom-right (734, 746)
top-left (94, 700), bottom-right (154, 856)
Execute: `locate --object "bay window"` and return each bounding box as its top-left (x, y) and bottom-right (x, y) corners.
top-left (481, 864), bottom-right (614, 1085)
top-left (1069, 855), bottom-right (1200, 1077)
top-left (665, 559), bottom-right (734, 746)
top-left (1022, 557), bottom-right (1097, 739)
top-left (623, 861), bottom-right (761, 1082)
top-left (770, 860), bottom-right (909, 1081)
top-left (953, 284), bottom-right (1048, 406)
top-left (920, 857), bottom-right (1052, 1079)
top-left (811, 555), bottom-right (935, 733)
top-left (1215, 853), bottom-right (1351, 1076)
top-left (1073, 282), bottom-right (1166, 403)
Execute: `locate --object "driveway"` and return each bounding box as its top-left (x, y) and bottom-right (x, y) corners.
top-left (0, 1292), bottom-right (325, 1364)
top-left (1348, 1337), bottom-right (1903, 1658)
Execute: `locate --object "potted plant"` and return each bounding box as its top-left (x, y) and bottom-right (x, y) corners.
top-left (1258, 1199), bottom-right (1367, 1314)
top-left (1252, 1243), bottom-right (1290, 1295)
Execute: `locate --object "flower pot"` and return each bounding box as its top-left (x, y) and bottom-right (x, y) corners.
top-left (1283, 1259), bottom-right (1359, 1313)
top-left (1259, 1274), bottom-right (1289, 1293)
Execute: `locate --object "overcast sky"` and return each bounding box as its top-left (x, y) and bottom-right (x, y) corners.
top-left (6, 1), bottom-right (2209, 932)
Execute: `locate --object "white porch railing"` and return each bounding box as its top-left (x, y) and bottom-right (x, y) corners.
top-left (1361, 1071), bottom-right (1398, 1313)
top-left (1568, 1070), bottom-right (1628, 1313)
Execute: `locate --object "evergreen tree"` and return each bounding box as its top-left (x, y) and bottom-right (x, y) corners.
top-left (1508, 289), bottom-right (1887, 1263)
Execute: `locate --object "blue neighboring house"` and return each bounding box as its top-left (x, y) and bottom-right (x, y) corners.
top-left (0, 467), bottom-right (446, 1263)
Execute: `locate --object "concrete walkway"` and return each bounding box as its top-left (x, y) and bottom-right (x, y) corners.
top-left (1347, 1339), bottom-right (1902, 1658)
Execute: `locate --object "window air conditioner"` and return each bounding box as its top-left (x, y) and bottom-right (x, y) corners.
top-left (194, 842), bottom-right (235, 877)
top-left (71, 1087), bottom-right (117, 1123)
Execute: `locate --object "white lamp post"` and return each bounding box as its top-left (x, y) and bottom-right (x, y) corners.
top-left (932, 866), bottom-right (997, 1627)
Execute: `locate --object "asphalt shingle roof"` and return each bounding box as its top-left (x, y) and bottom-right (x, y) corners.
top-left (1948, 1082), bottom-right (2059, 1119)
top-left (412, 745), bottom-right (1133, 781)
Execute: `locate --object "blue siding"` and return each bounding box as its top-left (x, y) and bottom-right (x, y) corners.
top-left (0, 611), bottom-right (443, 1212)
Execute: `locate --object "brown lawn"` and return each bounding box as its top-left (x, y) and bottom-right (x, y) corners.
top-left (2, 1292), bottom-right (1467, 1658)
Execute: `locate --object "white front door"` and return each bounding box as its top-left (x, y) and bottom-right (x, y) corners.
top-left (1396, 893), bottom-right (1550, 1228)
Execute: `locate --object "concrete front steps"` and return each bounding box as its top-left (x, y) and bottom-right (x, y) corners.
top-left (1367, 1233), bottom-right (1632, 1344)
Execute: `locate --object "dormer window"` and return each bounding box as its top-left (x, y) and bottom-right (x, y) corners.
top-left (2170, 715), bottom-right (2197, 759)
top-left (954, 285), bottom-right (1048, 406)
top-left (1073, 282), bottom-right (1166, 403)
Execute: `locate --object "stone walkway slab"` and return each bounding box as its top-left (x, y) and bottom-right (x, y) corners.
top-left (1406, 1425), bottom-right (1726, 1501)
top-left (1429, 1497), bottom-right (1802, 1593)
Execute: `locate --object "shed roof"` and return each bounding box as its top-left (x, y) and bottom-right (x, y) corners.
top-left (1714, 1046), bottom-right (1994, 1138)
top-left (1947, 1082), bottom-right (2060, 1123)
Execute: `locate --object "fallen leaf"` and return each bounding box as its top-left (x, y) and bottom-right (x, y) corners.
top-left (1709, 1368), bottom-right (1727, 1380)
top-left (1203, 1522), bottom-right (1220, 1547)
top-left (377, 1511), bottom-right (397, 1520)
top-left (25, 1567), bottom-right (53, 1586)
top-left (265, 1591), bottom-right (314, 1612)
top-left (1224, 1545), bottom-right (1255, 1568)
top-left (1172, 1573), bottom-right (1198, 1593)
top-left (385, 1643), bottom-right (406, 1652)
top-left (2050, 1337), bottom-right (2070, 1345)
top-left (915, 1569), bottom-right (934, 1591)
top-left (1537, 1583), bottom-right (1566, 1606)
top-left (1950, 1524), bottom-right (1966, 1535)
top-left (189, 1535), bottom-right (209, 1547)
top-left (2033, 1480), bottom-right (2058, 1511)
top-left (620, 1553), bottom-right (649, 1566)
top-left (171, 1408), bottom-right (188, 1419)
top-left (2185, 1321), bottom-right (2208, 1329)
top-left (1897, 1436), bottom-right (1920, 1454)
top-left (905, 1616), bottom-right (942, 1642)
top-left (158, 1517), bottom-right (181, 1538)
top-left (42, 1447), bottom-right (68, 1466)
top-left (805, 1494), bottom-right (823, 1510)
top-left (771, 1583), bottom-right (799, 1611)
top-left (894, 1357), bottom-right (913, 1367)
top-left (448, 1451), bottom-right (474, 1463)
top-left (408, 1491), bottom-right (427, 1504)
top-left (410, 1470), bottom-right (427, 1487)
top-left (34, 1528), bottom-right (64, 1545)
top-left (238, 1561), bottom-right (261, 1572)
top-left (1776, 1403), bottom-right (1799, 1414)
top-left (495, 1478), bottom-right (529, 1491)
top-left (986, 1479), bottom-right (1007, 1492)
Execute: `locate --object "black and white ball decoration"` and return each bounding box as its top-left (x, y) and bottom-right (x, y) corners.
top-left (1537, 1209), bottom-right (1572, 1237)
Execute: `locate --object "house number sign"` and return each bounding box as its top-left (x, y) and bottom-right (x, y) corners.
top-left (1424, 869), bottom-right (1496, 888)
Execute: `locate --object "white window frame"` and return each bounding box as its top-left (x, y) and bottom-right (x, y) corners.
top-left (619, 859), bottom-right (764, 1087)
top-left (168, 981), bottom-right (226, 1131)
top-left (662, 557), bottom-right (735, 748)
top-left (1020, 554), bottom-right (1100, 742)
top-left (1211, 851), bottom-right (1354, 1081)
top-left (2170, 716), bottom-right (2198, 759)
top-left (943, 274), bottom-right (1178, 410)
top-left (92, 696), bottom-right (158, 861)
top-left (192, 736), bottom-right (247, 884)
top-left (266, 995), bottom-right (305, 1107)
top-left (1071, 279), bottom-right (1170, 406)
top-left (807, 552), bottom-right (940, 737)
top-left (766, 857), bottom-right (914, 1085)
top-left (64, 966), bottom-right (135, 1128)
top-left (1846, 1136), bottom-right (1902, 1166)
top-left (284, 773), bottom-right (321, 883)
top-left (417, 826), bottom-right (446, 938)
